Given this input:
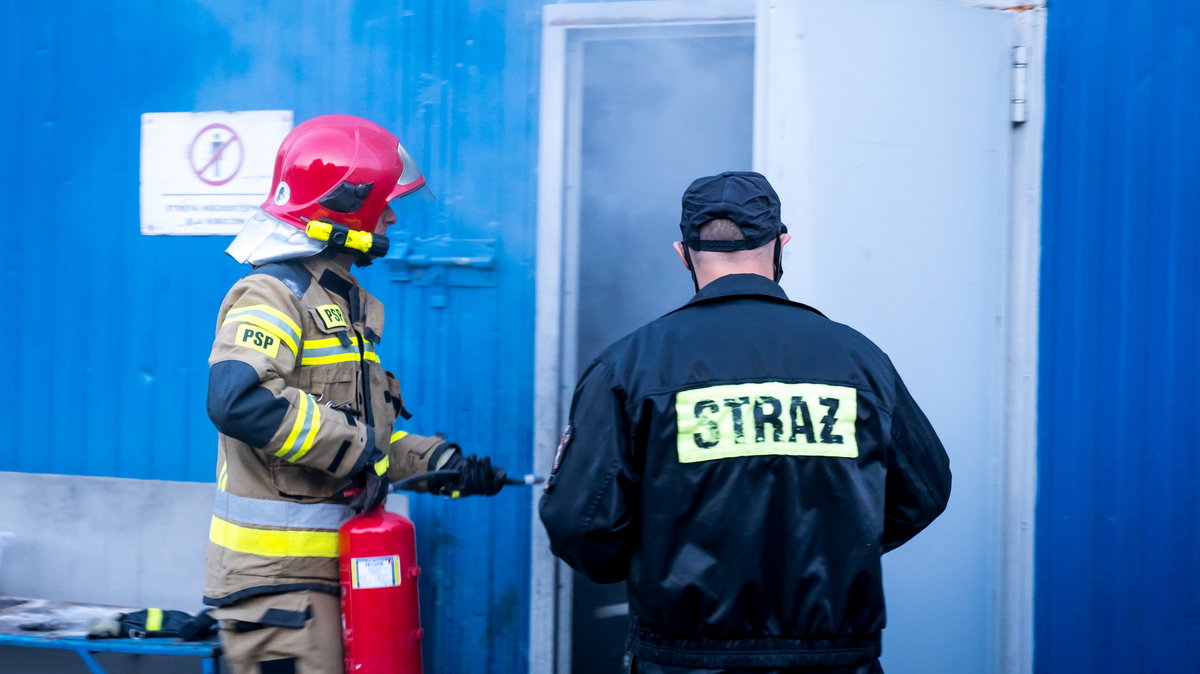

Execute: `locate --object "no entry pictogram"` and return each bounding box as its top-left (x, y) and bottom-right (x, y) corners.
top-left (189, 123), bottom-right (244, 186)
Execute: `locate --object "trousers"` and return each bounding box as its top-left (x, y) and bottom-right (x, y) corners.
top-left (213, 590), bottom-right (342, 674)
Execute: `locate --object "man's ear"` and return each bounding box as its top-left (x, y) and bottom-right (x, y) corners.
top-left (673, 241), bottom-right (692, 270)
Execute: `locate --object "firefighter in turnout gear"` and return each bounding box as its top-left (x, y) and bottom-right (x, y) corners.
top-left (539, 172), bottom-right (951, 674)
top-left (204, 114), bottom-right (506, 674)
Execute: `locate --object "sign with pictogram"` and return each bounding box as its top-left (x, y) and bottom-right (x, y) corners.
top-left (140, 110), bottom-right (293, 235)
top-left (189, 123), bottom-right (244, 187)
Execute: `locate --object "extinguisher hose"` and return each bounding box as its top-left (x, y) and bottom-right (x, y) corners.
top-left (390, 470), bottom-right (461, 492)
top-left (390, 470), bottom-right (547, 493)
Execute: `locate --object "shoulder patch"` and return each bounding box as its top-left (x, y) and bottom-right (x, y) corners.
top-left (222, 304), bottom-right (301, 355)
top-left (249, 261), bottom-right (312, 299)
top-left (233, 324), bottom-right (282, 358)
top-left (315, 304), bottom-right (348, 330)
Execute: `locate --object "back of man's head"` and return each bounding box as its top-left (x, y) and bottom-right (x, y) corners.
top-left (694, 218), bottom-right (773, 265)
top-left (677, 172), bottom-right (788, 287)
top-left (679, 171), bottom-right (786, 250)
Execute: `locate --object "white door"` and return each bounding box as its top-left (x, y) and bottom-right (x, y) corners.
top-left (758, 3), bottom-right (1016, 673)
top-left (536, 2), bottom-right (1031, 673)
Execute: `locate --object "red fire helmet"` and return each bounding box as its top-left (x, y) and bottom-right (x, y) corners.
top-left (261, 114), bottom-right (427, 232)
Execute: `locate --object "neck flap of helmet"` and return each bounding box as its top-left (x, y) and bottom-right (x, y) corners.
top-left (226, 210), bottom-right (328, 266)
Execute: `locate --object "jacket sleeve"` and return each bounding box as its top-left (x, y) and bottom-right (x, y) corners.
top-left (882, 373), bottom-right (952, 551)
top-left (206, 276), bottom-right (373, 480)
top-left (385, 430), bottom-right (444, 481)
top-left (538, 360), bottom-right (637, 584)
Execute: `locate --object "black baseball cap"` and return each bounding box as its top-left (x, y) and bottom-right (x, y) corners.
top-left (679, 171), bottom-right (786, 251)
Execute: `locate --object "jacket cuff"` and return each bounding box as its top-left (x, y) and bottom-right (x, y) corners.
top-left (344, 425), bottom-right (378, 478)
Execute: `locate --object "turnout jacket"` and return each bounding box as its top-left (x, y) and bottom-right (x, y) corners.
top-left (539, 274), bottom-right (951, 668)
top-left (204, 254), bottom-right (442, 606)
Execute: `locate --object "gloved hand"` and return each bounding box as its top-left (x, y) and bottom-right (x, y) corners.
top-left (427, 443), bottom-right (507, 497)
top-left (348, 449), bottom-right (391, 513)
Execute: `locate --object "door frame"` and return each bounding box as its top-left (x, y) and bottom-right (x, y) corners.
top-left (999, 10), bottom-right (1045, 674)
top-left (532, 3), bottom-right (1044, 674)
top-left (532, 2), bottom-right (753, 666)
top-left (533, 4), bottom-right (757, 672)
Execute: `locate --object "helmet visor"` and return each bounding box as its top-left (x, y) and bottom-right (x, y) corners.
top-left (396, 182), bottom-right (437, 204)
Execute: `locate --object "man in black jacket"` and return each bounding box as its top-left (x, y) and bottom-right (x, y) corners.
top-left (539, 171), bottom-right (951, 674)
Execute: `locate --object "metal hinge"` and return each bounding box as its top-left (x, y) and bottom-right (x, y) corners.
top-left (1011, 45), bottom-right (1029, 124)
top-left (381, 232), bottom-right (497, 308)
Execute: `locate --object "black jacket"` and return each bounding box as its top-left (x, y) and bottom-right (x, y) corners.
top-left (539, 274), bottom-right (951, 668)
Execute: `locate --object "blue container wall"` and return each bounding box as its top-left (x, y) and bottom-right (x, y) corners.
top-left (3, 2), bottom-right (541, 670)
top-left (1038, 2), bottom-right (1200, 672)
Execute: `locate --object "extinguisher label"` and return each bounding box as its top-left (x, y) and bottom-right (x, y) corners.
top-left (351, 555), bottom-right (402, 589)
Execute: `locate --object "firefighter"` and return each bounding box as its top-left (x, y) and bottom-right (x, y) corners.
top-left (539, 171), bottom-right (951, 674)
top-left (204, 114), bottom-right (506, 674)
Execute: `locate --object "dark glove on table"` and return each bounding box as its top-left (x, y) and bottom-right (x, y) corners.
top-left (349, 449), bottom-right (390, 513)
top-left (428, 443), bottom-right (506, 497)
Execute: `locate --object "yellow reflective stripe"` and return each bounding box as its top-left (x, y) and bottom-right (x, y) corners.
top-left (303, 336), bottom-right (348, 349)
top-left (224, 305), bottom-right (302, 354)
top-left (145, 608), bottom-right (163, 632)
top-left (291, 403), bottom-right (322, 462)
top-left (228, 304), bottom-right (301, 337)
top-left (218, 463), bottom-right (229, 492)
top-left (209, 516), bottom-right (339, 558)
top-left (300, 352), bottom-right (379, 365)
top-left (277, 394), bottom-right (309, 459)
top-left (300, 353), bottom-right (361, 365)
top-left (374, 455), bottom-right (390, 476)
top-left (390, 431), bottom-right (408, 443)
top-left (223, 314), bottom-right (298, 355)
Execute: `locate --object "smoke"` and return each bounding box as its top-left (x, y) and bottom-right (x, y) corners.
top-left (564, 26), bottom-right (756, 674)
top-left (575, 28), bottom-right (755, 371)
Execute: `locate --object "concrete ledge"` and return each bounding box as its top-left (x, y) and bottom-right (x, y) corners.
top-left (0, 472), bottom-right (213, 611)
top-left (0, 471), bottom-right (410, 612)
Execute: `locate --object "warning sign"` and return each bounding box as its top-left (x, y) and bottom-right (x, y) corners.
top-left (189, 123), bottom-right (244, 186)
top-left (140, 110), bottom-right (292, 236)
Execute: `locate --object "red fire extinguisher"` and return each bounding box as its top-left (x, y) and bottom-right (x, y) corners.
top-left (338, 470), bottom-right (542, 672)
top-left (339, 504), bottom-right (423, 673)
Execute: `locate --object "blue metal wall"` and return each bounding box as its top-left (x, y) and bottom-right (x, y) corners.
top-left (2, 1), bottom-right (541, 670)
top-left (1038, 2), bottom-right (1200, 672)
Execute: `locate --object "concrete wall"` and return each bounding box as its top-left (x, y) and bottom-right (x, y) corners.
top-left (0, 472), bottom-right (212, 610)
top-left (0, 472), bottom-right (411, 672)
top-left (0, 472), bottom-right (212, 672)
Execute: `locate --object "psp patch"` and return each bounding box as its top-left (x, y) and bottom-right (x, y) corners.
top-left (675, 382), bottom-right (858, 463)
top-left (315, 304), bottom-right (348, 330)
top-left (234, 324), bottom-right (281, 358)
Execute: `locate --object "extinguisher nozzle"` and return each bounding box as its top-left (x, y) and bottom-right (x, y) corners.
top-left (504, 474), bottom-right (546, 486)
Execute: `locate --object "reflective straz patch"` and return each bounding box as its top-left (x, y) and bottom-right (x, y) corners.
top-left (316, 304), bottom-right (348, 330)
top-left (675, 382), bottom-right (858, 463)
top-left (234, 324), bottom-right (281, 358)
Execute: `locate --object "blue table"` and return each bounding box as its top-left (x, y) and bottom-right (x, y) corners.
top-left (0, 597), bottom-right (221, 673)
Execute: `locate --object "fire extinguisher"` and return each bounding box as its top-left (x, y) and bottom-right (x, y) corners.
top-left (339, 470), bottom-right (545, 673)
top-left (339, 503), bottom-right (423, 673)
